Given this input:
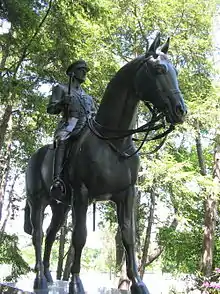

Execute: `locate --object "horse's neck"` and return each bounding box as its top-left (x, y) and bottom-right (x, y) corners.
top-left (97, 94), bottom-right (138, 131)
top-left (96, 88), bottom-right (139, 131)
top-left (96, 57), bottom-right (143, 134)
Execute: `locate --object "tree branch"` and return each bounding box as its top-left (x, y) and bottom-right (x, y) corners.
top-left (14, 0), bottom-right (54, 75)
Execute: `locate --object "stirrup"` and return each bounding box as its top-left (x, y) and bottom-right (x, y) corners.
top-left (52, 178), bottom-right (66, 192)
top-left (50, 178), bottom-right (66, 201)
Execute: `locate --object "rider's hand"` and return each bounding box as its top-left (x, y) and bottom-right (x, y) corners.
top-left (63, 95), bottom-right (71, 104)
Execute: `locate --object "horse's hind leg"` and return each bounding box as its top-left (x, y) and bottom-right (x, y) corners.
top-left (69, 192), bottom-right (88, 294)
top-left (115, 186), bottom-right (150, 294)
top-left (43, 201), bottom-right (70, 282)
top-left (29, 199), bottom-right (48, 290)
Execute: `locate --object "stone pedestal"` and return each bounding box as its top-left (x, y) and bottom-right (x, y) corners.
top-left (0, 281), bottom-right (130, 293)
top-left (0, 283), bottom-right (32, 293)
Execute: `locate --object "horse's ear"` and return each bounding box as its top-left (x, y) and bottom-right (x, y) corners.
top-left (161, 37), bottom-right (170, 54)
top-left (147, 32), bottom-right (161, 54)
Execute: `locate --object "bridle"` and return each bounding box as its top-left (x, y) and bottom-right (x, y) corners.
top-left (87, 109), bottom-right (174, 159)
top-left (81, 56), bottom-right (176, 159)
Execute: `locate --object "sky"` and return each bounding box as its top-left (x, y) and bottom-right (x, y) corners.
top-left (213, 5), bottom-right (220, 79)
top-left (0, 19), bottom-right (11, 34)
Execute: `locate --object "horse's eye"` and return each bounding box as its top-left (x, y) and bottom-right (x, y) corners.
top-left (155, 64), bottom-right (168, 74)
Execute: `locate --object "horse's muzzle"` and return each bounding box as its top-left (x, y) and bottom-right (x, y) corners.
top-left (175, 104), bottom-right (187, 122)
top-left (165, 101), bottom-right (187, 124)
top-left (168, 90), bottom-right (187, 124)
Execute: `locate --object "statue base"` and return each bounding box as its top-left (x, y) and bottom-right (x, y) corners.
top-left (0, 281), bottom-right (130, 293)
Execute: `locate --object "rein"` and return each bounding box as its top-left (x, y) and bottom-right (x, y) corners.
top-left (87, 110), bottom-right (174, 159)
top-left (87, 111), bottom-right (163, 140)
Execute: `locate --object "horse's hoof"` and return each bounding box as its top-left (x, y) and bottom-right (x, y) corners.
top-left (34, 275), bottom-right (48, 290)
top-left (131, 281), bottom-right (150, 294)
top-left (44, 268), bottom-right (53, 283)
top-left (69, 275), bottom-right (85, 293)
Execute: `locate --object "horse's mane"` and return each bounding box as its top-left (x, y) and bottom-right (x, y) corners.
top-left (102, 51), bottom-right (168, 101)
top-left (96, 51), bottom-right (168, 124)
top-left (102, 55), bottom-right (145, 100)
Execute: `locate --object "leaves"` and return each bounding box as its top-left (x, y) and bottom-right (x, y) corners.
top-left (0, 232), bottom-right (30, 281)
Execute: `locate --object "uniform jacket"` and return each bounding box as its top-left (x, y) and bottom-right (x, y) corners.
top-left (47, 83), bottom-right (96, 140)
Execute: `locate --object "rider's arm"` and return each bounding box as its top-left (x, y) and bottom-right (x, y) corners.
top-left (90, 96), bottom-right (97, 117)
top-left (47, 85), bottom-right (65, 115)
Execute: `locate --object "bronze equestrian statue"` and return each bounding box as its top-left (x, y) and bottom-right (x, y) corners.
top-left (24, 33), bottom-right (187, 294)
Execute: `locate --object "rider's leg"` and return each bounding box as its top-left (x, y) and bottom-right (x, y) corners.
top-left (50, 139), bottom-right (66, 200)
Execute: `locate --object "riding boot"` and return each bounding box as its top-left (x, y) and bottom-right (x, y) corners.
top-left (50, 141), bottom-right (66, 202)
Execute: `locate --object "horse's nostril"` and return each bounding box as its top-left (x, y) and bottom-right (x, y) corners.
top-left (176, 105), bottom-right (184, 116)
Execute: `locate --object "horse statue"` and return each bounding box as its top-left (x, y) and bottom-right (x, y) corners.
top-left (24, 33), bottom-right (187, 294)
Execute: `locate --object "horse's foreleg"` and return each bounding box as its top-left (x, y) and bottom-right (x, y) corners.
top-left (30, 200), bottom-right (48, 290)
top-left (43, 202), bottom-right (70, 282)
top-left (116, 186), bottom-right (150, 294)
top-left (69, 197), bottom-right (88, 294)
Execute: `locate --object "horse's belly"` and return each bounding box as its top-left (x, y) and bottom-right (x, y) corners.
top-left (75, 134), bottom-right (140, 197)
top-left (95, 193), bottom-right (112, 201)
top-left (80, 154), bottom-right (138, 196)
top-left (96, 168), bottom-right (130, 194)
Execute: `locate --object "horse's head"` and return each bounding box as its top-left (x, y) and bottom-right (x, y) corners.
top-left (135, 33), bottom-right (187, 124)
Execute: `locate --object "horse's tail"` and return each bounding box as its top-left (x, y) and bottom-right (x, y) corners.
top-left (24, 201), bottom-right (32, 235)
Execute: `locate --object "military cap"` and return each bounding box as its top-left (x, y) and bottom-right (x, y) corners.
top-left (66, 60), bottom-right (90, 76)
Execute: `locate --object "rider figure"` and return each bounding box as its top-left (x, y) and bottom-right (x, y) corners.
top-left (47, 59), bottom-right (96, 201)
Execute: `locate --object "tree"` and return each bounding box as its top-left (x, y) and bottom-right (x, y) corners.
top-left (0, 232), bottom-right (30, 281)
top-left (200, 134), bottom-right (220, 277)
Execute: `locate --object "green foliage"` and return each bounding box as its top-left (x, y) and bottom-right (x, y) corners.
top-left (158, 227), bottom-right (202, 274)
top-left (0, 232), bottom-right (30, 281)
top-left (98, 202), bottom-right (117, 227)
top-left (2, 0), bottom-right (43, 33)
top-left (81, 247), bottom-right (100, 270)
top-left (20, 242), bottom-right (35, 267)
top-left (214, 220), bottom-right (220, 268)
top-left (93, 223), bottom-right (117, 273)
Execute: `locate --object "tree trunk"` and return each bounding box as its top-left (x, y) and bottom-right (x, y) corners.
top-left (0, 114), bottom-right (12, 221)
top-left (142, 216), bottom-right (178, 269)
top-left (195, 130), bottom-right (206, 176)
top-left (139, 187), bottom-right (156, 279)
top-left (56, 221), bottom-right (67, 280)
top-left (200, 196), bottom-right (217, 276)
top-left (0, 28), bottom-right (12, 73)
top-left (213, 143), bottom-right (220, 184)
top-left (140, 194), bottom-right (178, 269)
top-left (62, 245), bottom-right (74, 281)
top-left (0, 104), bottom-right (12, 154)
top-left (0, 173), bottom-right (18, 232)
top-left (196, 130), bottom-right (219, 276)
top-left (135, 189), bottom-right (142, 260)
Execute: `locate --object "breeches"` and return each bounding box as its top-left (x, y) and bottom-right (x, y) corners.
top-left (54, 117), bottom-right (85, 141)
